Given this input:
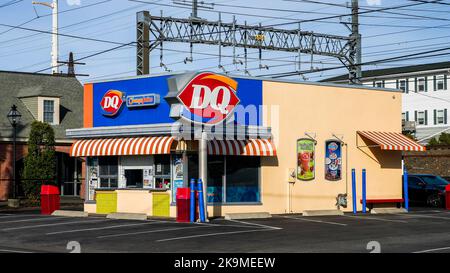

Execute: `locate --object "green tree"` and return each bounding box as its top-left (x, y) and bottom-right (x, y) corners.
top-left (438, 132), bottom-right (450, 145)
top-left (21, 121), bottom-right (56, 201)
top-left (428, 137), bottom-right (439, 146)
top-left (427, 132), bottom-right (450, 147)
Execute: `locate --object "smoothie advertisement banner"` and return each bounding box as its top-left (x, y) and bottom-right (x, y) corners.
top-left (325, 140), bottom-right (342, 181)
top-left (297, 139), bottom-right (315, 181)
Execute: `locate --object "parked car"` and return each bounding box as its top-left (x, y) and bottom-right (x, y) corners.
top-left (406, 174), bottom-right (449, 208)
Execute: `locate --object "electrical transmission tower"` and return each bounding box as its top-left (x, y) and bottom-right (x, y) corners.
top-left (136, 1), bottom-right (361, 84)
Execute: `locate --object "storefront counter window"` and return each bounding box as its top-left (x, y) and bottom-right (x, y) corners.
top-left (154, 155), bottom-right (171, 189)
top-left (99, 157), bottom-right (118, 188)
top-left (206, 156), bottom-right (260, 204)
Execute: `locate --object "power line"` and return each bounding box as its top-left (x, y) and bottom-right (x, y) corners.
top-left (258, 45), bottom-right (450, 78)
top-left (0, 0), bottom-right (113, 36)
top-left (286, 0), bottom-right (450, 22)
top-left (0, 0), bottom-right (23, 9)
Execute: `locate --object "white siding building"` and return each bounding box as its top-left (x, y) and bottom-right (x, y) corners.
top-left (323, 62), bottom-right (450, 144)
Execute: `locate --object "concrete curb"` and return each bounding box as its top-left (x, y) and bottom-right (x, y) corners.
top-left (106, 212), bottom-right (148, 221)
top-left (224, 212), bottom-right (271, 220)
top-left (370, 208), bottom-right (407, 214)
top-left (302, 210), bottom-right (344, 216)
top-left (52, 210), bottom-right (89, 217)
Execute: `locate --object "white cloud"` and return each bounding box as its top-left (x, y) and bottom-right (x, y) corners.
top-left (366, 0), bottom-right (381, 6)
top-left (67, 0), bottom-right (81, 6)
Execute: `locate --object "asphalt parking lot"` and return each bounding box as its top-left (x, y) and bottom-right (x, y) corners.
top-left (0, 208), bottom-right (449, 253)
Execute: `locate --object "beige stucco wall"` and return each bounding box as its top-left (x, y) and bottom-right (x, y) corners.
top-left (259, 81), bottom-right (403, 214)
top-left (116, 190), bottom-right (154, 216)
top-left (83, 81), bottom-right (404, 217)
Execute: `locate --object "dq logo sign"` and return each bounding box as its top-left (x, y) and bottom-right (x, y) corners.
top-left (100, 90), bottom-right (125, 116)
top-left (177, 72), bottom-right (240, 125)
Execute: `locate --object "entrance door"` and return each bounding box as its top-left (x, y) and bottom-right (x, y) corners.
top-left (187, 154), bottom-right (225, 203)
top-left (187, 154), bottom-right (198, 184)
top-left (57, 153), bottom-right (83, 196)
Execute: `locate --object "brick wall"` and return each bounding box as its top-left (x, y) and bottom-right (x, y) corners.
top-left (404, 145), bottom-right (450, 178)
top-left (0, 142), bottom-right (28, 200)
top-left (0, 142), bottom-right (85, 201)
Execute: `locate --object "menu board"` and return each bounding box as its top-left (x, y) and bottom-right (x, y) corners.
top-left (297, 139), bottom-right (315, 181)
top-left (325, 140), bottom-right (342, 181)
top-left (143, 167), bottom-right (154, 189)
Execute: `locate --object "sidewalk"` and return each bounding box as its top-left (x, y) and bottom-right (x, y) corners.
top-left (0, 196), bottom-right (84, 213)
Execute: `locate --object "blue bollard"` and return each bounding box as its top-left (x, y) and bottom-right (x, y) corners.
top-left (197, 179), bottom-right (206, 223)
top-left (352, 168), bottom-right (357, 214)
top-left (362, 169), bottom-right (367, 214)
top-left (403, 169), bottom-right (409, 212)
top-left (190, 178), bottom-right (196, 223)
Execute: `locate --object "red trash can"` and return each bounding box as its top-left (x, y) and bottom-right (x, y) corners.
top-left (41, 185), bottom-right (60, 215)
top-left (176, 188), bottom-right (190, 222)
top-left (446, 184), bottom-right (450, 210)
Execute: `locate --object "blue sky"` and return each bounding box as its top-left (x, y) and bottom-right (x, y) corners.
top-left (0, 0), bottom-right (449, 83)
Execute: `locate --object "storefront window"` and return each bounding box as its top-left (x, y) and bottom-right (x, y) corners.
top-left (154, 155), bottom-right (171, 189)
top-left (225, 157), bottom-right (260, 203)
top-left (207, 156), bottom-right (224, 203)
top-left (125, 169), bottom-right (143, 188)
top-left (98, 157), bottom-right (118, 188)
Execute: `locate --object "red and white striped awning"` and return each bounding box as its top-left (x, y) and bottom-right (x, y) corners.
top-left (357, 131), bottom-right (426, 151)
top-left (207, 139), bottom-right (277, 156)
top-left (70, 136), bottom-right (176, 157)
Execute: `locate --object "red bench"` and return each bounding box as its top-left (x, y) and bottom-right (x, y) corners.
top-left (360, 199), bottom-right (405, 209)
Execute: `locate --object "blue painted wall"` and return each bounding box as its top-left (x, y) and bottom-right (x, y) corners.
top-left (91, 74), bottom-right (263, 127)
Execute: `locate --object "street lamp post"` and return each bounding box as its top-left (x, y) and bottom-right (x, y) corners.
top-left (7, 105), bottom-right (21, 200)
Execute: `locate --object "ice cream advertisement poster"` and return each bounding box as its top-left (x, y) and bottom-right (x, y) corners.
top-left (297, 139), bottom-right (315, 181)
top-left (325, 140), bottom-right (342, 181)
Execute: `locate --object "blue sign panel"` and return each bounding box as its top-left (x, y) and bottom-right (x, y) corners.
top-left (91, 74), bottom-right (263, 127)
top-left (126, 94), bottom-right (160, 108)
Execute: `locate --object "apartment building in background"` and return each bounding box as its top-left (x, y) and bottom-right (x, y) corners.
top-left (323, 61), bottom-right (450, 144)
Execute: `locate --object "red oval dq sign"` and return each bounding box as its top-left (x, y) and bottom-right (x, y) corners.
top-left (177, 72), bottom-right (240, 125)
top-left (100, 90), bottom-right (125, 116)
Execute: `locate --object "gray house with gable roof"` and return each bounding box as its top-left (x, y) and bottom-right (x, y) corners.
top-left (0, 71), bottom-right (84, 201)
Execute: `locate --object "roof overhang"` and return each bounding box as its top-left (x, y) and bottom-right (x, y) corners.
top-left (66, 123), bottom-right (273, 140)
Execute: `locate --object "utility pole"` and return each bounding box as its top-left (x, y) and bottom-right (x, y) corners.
top-left (191, 0), bottom-right (198, 18)
top-left (57, 52), bottom-right (89, 77)
top-left (33, 0), bottom-right (59, 74)
top-left (350, 0), bottom-right (362, 84)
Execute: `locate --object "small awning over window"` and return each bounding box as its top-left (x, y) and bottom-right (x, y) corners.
top-left (357, 131), bottom-right (426, 151)
top-left (207, 139), bottom-right (277, 156)
top-left (70, 136), bottom-right (176, 157)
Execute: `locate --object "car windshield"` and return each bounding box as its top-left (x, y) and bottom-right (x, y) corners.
top-left (420, 176), bottom-right (449, 186)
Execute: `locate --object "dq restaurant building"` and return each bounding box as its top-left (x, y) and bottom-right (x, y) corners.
top-left (67, 72), bottom-right (425, 217)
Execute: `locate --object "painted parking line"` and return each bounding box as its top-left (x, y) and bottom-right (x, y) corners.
top-left (341, 215), bottom-right (408, 223)
top-left (396, 213), bottom-right (450, 220)
top-left (0, 214), bottom-right (46, 220)
top-left (413, 246), bottom-right (450, 253)
top-left (97, 225), bottom-right (210, 239)
top-left (282, 216), bottom-right (348, 226)
top-left (157, 228), bottom-right (276, 242)
top-left (0, 248), bottom-right (33, 253)
top-left (0, 214), bottom-right (14, 217)
top-left (195, 222), bottom-right (268, 229)
top-left (2, 219), bottom-right (110, 231)
top-left (46, 220), bottom-right (166, 235)
top-left (226, 219), bottom-right (282, 230)
top-left (409, 210), bottom-right (443, 213)
top-left (0, 216), bottom-right (64, 224)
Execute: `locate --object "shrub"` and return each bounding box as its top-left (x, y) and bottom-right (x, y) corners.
top-left (21, 121), bottom-right (56, 201)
